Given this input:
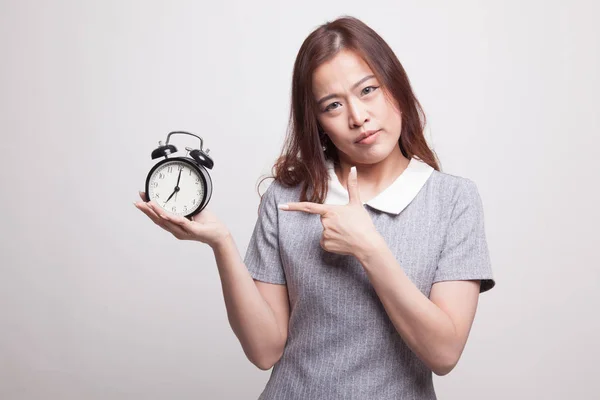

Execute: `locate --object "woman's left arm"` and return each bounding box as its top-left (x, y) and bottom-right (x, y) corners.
top-left (356, 237), bottom-right (480, 376)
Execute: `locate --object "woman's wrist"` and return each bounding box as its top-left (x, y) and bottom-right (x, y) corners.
top-left (209, 230), bottom-right (233, 251)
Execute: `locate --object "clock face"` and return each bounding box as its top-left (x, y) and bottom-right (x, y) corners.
top-left (147, 160), bottom-right (205, 217)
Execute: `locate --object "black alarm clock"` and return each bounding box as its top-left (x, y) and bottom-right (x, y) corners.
top-left (144, 131), bottom-right (214, 219)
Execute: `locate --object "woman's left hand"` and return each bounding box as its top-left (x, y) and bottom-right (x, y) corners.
top-left (279, 166), bottom-right (380, 259)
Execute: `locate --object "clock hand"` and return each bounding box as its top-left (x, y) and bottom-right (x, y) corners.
top-left (175, 167), bottom-right (182, 189)
top-left (164, 168), bottom-right (183, 206)
top-left (164, 188), bottom-right (177, 205)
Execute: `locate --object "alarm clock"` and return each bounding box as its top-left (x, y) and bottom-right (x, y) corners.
top-left (144, 131), bottom-right (214, 219)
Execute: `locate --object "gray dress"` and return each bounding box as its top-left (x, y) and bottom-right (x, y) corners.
top-left (243, 157), bottom-right (496, 399)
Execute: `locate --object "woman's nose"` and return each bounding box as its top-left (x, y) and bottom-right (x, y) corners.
top-left (348, 99), bottom-right (369, 128)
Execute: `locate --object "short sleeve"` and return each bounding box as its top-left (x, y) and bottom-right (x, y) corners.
top-left (433, 179), bottom-right (496, 293)
top-left (243, 182), bottom-right (287, 284)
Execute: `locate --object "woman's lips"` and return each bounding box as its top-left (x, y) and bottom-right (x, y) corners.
top-left (357, 129), bottom-right (381, 145)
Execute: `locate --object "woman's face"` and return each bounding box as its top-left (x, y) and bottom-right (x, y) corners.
top-left (312, 49), bottom-right (402, 165)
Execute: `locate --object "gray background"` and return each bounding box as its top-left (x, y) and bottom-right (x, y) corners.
top-left (1, 0), bottom-right (598, 399)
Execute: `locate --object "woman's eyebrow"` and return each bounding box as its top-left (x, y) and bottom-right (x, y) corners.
top-left (316, 74), bottom-right (375, 106)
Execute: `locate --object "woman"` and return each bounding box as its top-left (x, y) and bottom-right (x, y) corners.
top-left (135, 15), bottom-right (495, 399)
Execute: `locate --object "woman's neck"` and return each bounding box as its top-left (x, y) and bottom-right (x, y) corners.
top-left (335, 147), bottom-right (410, 203)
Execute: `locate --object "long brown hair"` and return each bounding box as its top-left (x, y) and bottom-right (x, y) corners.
top-left (257, 15), bottom-right (441, 204)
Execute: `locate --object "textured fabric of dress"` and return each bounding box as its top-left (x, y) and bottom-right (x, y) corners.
top-left (243, 157), bottom-right (495, 399)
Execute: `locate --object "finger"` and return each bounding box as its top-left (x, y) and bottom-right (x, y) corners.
top-left (138, 191), bottom-right (147, 201)
top-left (279, 202), bottom-right (329, 215)
top-left (138, 202), bottom-right (173, 230)
top-left (135, 201), bottom-right (163, 225)
top-left (347, 166), bottom-right (361, 205)
top-left (161, 211), bottom-right (195, 233)
top-left (145, 202), bottom-right (190, 238)
top-left (146, 201), bottom-right (178, 223)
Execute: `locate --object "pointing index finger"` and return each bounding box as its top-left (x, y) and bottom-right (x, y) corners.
top-left (279, 202), bottom-right (329, 215)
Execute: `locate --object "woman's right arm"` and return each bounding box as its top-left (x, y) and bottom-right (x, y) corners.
top-left (211, 234), bottom-right (290, 370)
top-left (134, 194), bottom-right (289, 370)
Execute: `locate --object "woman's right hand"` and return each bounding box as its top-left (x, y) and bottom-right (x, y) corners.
top-left (134, 191), bottom-right (230, 248)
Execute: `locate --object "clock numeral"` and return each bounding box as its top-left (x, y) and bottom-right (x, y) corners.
top-left (189, 170), bottom-right (192, 176)
top-left (192, 199), bottom-right (196, 205)
top-left (155, 193), bottom-right (160, 199)
top-left (159, 173), bottom-right (165, 179)
top-left (183, 206), bottom-right (188, 212)
top-left (172, 206), bottom-right (177, 212)
top-left (151, 182), bottom-right (158, 188)
top-left (167, 166), bottom-right (173, 173)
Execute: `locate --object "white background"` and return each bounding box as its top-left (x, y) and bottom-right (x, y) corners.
top-left (1, 0), bottom-right (598, 398)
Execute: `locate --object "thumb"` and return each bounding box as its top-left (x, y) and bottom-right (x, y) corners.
top-left (347, 166), bottom-right (361, 205)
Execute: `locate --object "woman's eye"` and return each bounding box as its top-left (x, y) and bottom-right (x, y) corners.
top-left (323, 87), bottom-right (379, 112)
top-left (325, 102), bottom-right (341, 112)
top-left (362, 86), bottom-right (379, 95)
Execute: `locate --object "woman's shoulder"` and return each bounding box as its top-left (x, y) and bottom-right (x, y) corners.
top-left (427, 169), bottom-right (485, 210)
top-left (259, 178), bottom-right (303, 203)
top-left (429, 168), bottom-right (480, 192)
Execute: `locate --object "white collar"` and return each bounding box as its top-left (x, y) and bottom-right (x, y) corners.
top-left (324, 157), bottom-right (434, 215)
